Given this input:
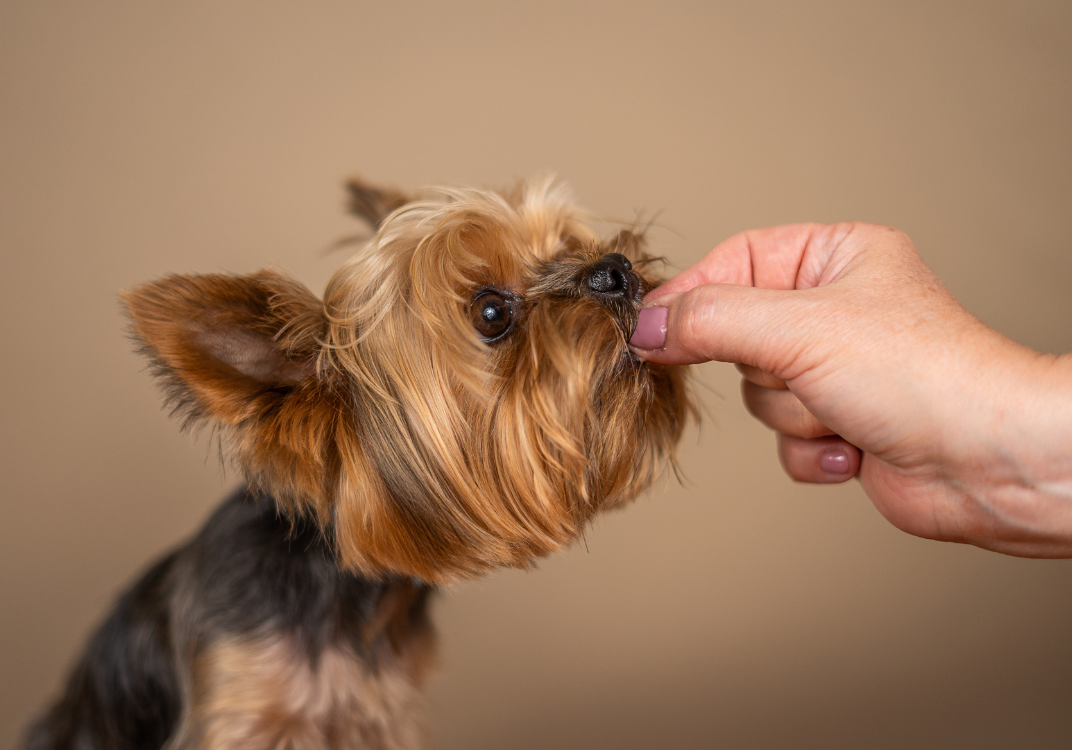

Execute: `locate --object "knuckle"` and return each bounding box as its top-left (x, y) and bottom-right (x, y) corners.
top-left (677, 286), bottom-right (718, 357)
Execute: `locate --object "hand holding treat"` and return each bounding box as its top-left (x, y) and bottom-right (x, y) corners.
top-left (631, 223), bottom-right (1072, 558)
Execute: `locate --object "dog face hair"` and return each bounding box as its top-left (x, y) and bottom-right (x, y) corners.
top-left (123, 176), bottom-right (692, 583)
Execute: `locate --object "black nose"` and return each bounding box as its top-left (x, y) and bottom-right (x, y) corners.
top-left (586, 253), bottom-right (639, 300)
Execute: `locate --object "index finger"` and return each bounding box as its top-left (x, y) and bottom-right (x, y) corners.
top-left (648, 222), bottom-right (858, 301)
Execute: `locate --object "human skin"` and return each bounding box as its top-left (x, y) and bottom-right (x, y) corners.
top-left (630, 223), bottom-right (1072, 558)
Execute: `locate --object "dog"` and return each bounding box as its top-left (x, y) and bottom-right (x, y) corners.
top-left (24, 175), bottom-right (693, 749)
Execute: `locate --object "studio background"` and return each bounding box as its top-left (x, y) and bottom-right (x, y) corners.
top-left (2, 2), bottom-right (1071, 748)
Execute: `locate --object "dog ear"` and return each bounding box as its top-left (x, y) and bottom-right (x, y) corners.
top-left (122, 270), bottom-right (328, 423)
top-left (346, 176), bottom-right (409, 229)
top-left (122, 271), bottom-right (344, 509)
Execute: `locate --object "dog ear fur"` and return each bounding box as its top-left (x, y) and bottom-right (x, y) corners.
top-left (122, 270), bottom-right (345, 516)
top-left (346, 177), bottom-right (409, 229)
top-left (122, 270), bottom-right (328, 424)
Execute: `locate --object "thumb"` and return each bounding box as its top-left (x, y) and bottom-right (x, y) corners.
top-left (631, 283), bottom-right (820, 376)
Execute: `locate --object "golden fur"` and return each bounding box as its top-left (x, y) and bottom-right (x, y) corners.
top-left (123, 175), bottom-right (692, 583)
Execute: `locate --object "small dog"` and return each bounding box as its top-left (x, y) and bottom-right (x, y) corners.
top-left (24, 176), bottom-right (692, 749)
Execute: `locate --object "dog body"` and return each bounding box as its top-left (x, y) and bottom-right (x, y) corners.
top-left (26, 490), bottom-right (432, 749)
top-left (25, 177), bottom-right (691, 749)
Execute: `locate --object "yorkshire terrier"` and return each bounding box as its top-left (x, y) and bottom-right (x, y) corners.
top-left (24, 175), bottom-right (692, 749)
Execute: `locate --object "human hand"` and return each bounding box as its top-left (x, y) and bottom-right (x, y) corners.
top-left (632, 223), bottom-right (1072, 557)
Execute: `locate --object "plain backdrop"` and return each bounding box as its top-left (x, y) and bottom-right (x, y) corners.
top-left (2, 2), bottom-right (1071, 748)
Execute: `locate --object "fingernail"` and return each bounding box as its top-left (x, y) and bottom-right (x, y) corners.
top-left (820, 449), bottom-right (850, 474)
top-left (629, 307), bottom-right (668, 350)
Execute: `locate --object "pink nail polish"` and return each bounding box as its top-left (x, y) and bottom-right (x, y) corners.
top-left (820, 449), bottom-right (850, 474)
top-left (630, 307), bottom-right (668, 350)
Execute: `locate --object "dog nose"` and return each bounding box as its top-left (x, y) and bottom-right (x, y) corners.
top-left (586, 253), bottom-right (639, 300)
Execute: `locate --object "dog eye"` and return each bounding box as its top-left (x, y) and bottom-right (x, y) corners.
top-left (470, 292), bottom-right (512, 341)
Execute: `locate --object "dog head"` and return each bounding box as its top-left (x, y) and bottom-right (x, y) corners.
top-left (124, 176), bottom-right (692, 582)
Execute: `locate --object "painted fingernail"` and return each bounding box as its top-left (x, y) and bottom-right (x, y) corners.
top-left (820, 449), bottom-right (850, 474)
top-left (629, 307), bottom-right (668, 350)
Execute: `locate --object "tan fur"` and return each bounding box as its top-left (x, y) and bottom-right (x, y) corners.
top-left (124, 175), bottom-right (693, 583)
top-left (169, 637), bottom-right (424, 750)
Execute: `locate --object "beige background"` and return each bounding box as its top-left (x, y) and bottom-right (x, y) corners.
top-left (2, 1), bottom-right (1071, 747)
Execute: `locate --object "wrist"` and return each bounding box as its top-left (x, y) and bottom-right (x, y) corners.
top-left (942, 342), bottom-right (1072, 555)
top-left (1001, 350), bottom-right (1072, 487)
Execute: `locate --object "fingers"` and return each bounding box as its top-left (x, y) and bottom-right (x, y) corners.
top-left (778, 434), bottom-right (861, 483)
top-left (736, 363), bottom-right (787, 390)
top-left (741, 379), bottom-right (835, 439)
top-left (647, 223), bottom-right (858, 300)
top-left (737, 364), bottom-right (857, 483)
top-left (742, 371), bottom-right (855, 483)
top-left (633, 223), bottom-right (879, 369)
top-left (630, 282), bottom-right (815, 375)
